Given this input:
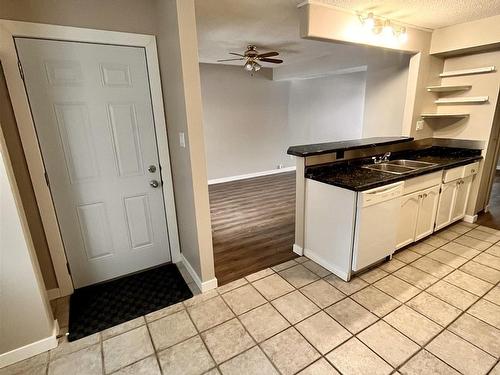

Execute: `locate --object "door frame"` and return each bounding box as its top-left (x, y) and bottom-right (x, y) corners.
top-left (0, 20), bottom-right (181, 296)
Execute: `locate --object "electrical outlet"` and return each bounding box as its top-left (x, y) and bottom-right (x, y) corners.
top-left (416, 120), bottom-right (424, 131)
top-left (179, 132), bottom-right (186, 148)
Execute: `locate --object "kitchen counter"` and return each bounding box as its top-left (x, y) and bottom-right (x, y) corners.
top-left (287, 136), bottom-right (413, 157)
top-left (305, 146), bottom-right (482, 191)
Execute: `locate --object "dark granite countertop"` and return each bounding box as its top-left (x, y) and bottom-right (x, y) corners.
top-left (305, 146), bottom-right (483, 191)
top-left (287, 137), bottom-right (413, 157)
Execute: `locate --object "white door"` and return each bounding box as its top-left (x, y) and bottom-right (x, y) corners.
top-left (16, 38), bottom-right (171, 287)
top-left (396, 191), bottom-right (420, 249)
top-left (415, 185), bottom-right (440, 240)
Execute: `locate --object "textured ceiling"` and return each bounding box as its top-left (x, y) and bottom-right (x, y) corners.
top-left (195, 0), bottom-right (381, 67)
top-left (317, 0), bottom-right (500, 30)
top-left (195, 0), bottom-right (500, 69)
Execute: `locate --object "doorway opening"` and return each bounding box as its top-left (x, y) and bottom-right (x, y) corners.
top-left (209, 172), bottom-right (296, 285)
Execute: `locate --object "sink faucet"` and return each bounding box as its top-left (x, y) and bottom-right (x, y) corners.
top-left (372, 152), bottom-right (391, 164)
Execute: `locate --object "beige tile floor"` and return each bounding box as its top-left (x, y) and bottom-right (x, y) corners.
top-left (2, 222), bottom-right (500, 375)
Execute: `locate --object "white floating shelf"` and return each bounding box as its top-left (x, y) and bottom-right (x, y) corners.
top-left (435, 96), bottom-right (489, 105)
top-left (440, 66), bottom-right (496, 77)
top-left (426, 85), bottom-right (472, 92)
top-left (421, 113), bottom-right (470, 119)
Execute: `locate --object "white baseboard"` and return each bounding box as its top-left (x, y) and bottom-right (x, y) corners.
top-left (293, 244), bottom-right (304, 256)
top-left (46, 288), bottom-right (61, 301)
top-left (0, 320), bottom-right (58, 369)
top-left (463, 214), bottom-right (478, 223)
top-left (303, 248), bottom-right (350, 281)
top-left (208, 166), bottom-right (296, 185)
top-left (181, 254), bottom-right (218, 293)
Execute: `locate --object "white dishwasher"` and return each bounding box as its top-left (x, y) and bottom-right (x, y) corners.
top-left (352, 181), bottom-right (404, 272)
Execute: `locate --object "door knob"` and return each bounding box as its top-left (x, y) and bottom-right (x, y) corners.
top-left (150, 180), bottom-right (160, 188)
top-left (148, 165), bottom-right (157, 173)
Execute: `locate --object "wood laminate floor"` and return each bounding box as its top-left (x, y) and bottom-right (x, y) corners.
top-left (209, 172), bottom-right (297, 285)
top-left (477, 171), bottom-right (500, 229)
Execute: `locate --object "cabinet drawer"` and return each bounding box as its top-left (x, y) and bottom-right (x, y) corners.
top-left (463, 161), bottom-right (479, 178)
top-left (403, 171), bottom-right (442, 195)
top-left (443, 161), bottom-right (480, 182)
top-left (443, 165), bottom-right (464, 183)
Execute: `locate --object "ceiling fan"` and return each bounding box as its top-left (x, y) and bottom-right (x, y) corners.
top-left (217, 45), bottom-right (283, 72)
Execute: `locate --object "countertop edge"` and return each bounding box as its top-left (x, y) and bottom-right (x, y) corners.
top-left (307, 155), bottom-right (483, 192)
top-left (287, 137), bottom-right (414, 157)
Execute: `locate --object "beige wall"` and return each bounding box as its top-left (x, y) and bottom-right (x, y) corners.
top-left (0, 0), bottom-right (157, 34)
top-left (200, 63), bottom-right (367, 180)
top-left (362, 56), bottom-right (410, 137)
top-left (431, 14), bottom-right (500, 55)
top-left (431, 51), bottom-right (500, 214)
top-left (156, 0), bottom-right (215, 283)
top-left (0, 117), bottom-right (54, 359)
top-left (0, 0), bottom-right (216, 288)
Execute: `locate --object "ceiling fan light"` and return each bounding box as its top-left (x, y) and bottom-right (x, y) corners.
top-left (382, 20), bottom-right (393, 37)
top-left (363, 12), bottom-right (375, 31)
top-left (398, 27), bottom-right (408, 43)
top-left (253, 62), bottom-right (261, 71)
top-left (244, 61), bottom-right (254, 71)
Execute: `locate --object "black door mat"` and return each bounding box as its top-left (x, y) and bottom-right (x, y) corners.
top-left (68, 263), bottom-right (193, 341)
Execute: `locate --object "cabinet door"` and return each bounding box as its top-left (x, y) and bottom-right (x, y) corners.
top-left (435, 181), bottom-right (458, 231)
top-left (396, 191), bottom-right (420, 249)
top-left (415, 185), bottom-right (440, 240)
top-left (452, 176), bottom-right (473, 222)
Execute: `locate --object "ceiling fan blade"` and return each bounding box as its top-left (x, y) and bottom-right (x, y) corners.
top-left (229, 52), bottom-right (246, 57)
top-left (257, 51), bottom-right (279, 58)
top-left (217, 58), bottom-right (245, 62)
top-left (259, 57), bottom-right (283, 64)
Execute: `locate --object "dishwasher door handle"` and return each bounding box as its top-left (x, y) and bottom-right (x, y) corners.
top-left (360, 182), bottom-right (403, 207)
top-left (365, 184), bottom-right (403, 195)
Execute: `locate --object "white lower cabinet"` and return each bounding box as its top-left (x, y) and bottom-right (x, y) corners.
top-left (415, 185), bottom-right (440, 240)
top-left (435, 180), bottom-right (456, 230)
top-left (396, 191), bottom-right (420, 249)
top-left (436, 169), bottom-right (476, 230)
top-left (396, 185), bottom-right (440, 249)
top-left (452, 175), bottom-right (473, 222)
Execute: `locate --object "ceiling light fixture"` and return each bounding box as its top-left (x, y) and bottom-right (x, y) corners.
top-left (358, 12), bottom-right (408, 43)
top-left (244, 59), bottom-right (261, 74)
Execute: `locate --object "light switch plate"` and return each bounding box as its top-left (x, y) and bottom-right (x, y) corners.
top-left (416, 120), bottom-right (424, 131)
top-left (179, 132), bottom-right (186, 148)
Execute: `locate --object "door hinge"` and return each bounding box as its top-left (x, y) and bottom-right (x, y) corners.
top-left (44, 171), bottom-right (50, 187)
top-left (17, 60), bottom-right (24, 81)
top-left (66, 262), bottom-right (72, 276)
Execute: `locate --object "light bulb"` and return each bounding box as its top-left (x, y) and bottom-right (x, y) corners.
top-left (363, 13), bottom-right (375, 31)
top-left (398, 27), bottom-right (408, 43)
top-left (253, 62), bottom-right (261, 71)
top-left (382, 20), bottom-right (393, 37)
top-left (244, 61), bottom-right (253, 71)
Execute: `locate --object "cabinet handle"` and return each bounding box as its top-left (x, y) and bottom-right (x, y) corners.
top-left (423, 193), bottom-right (428, 198)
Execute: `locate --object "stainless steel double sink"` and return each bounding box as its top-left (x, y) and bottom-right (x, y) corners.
top-left (362, 159), bottom-right (437, 175)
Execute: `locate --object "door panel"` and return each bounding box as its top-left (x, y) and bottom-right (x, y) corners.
top-left (415, 186), bottom-right (440, 241)
top-left (16, 38), bottom-right (171, 287)
top-left (435, 181), bottom-right (457, 231)
top-left (396, 192), bottom-right (420, 249)
top-left (452, 176), bottom-right (473, 222)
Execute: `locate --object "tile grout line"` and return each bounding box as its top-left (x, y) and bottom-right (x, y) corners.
top-left (26, 221), bottom-right (500, 375)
